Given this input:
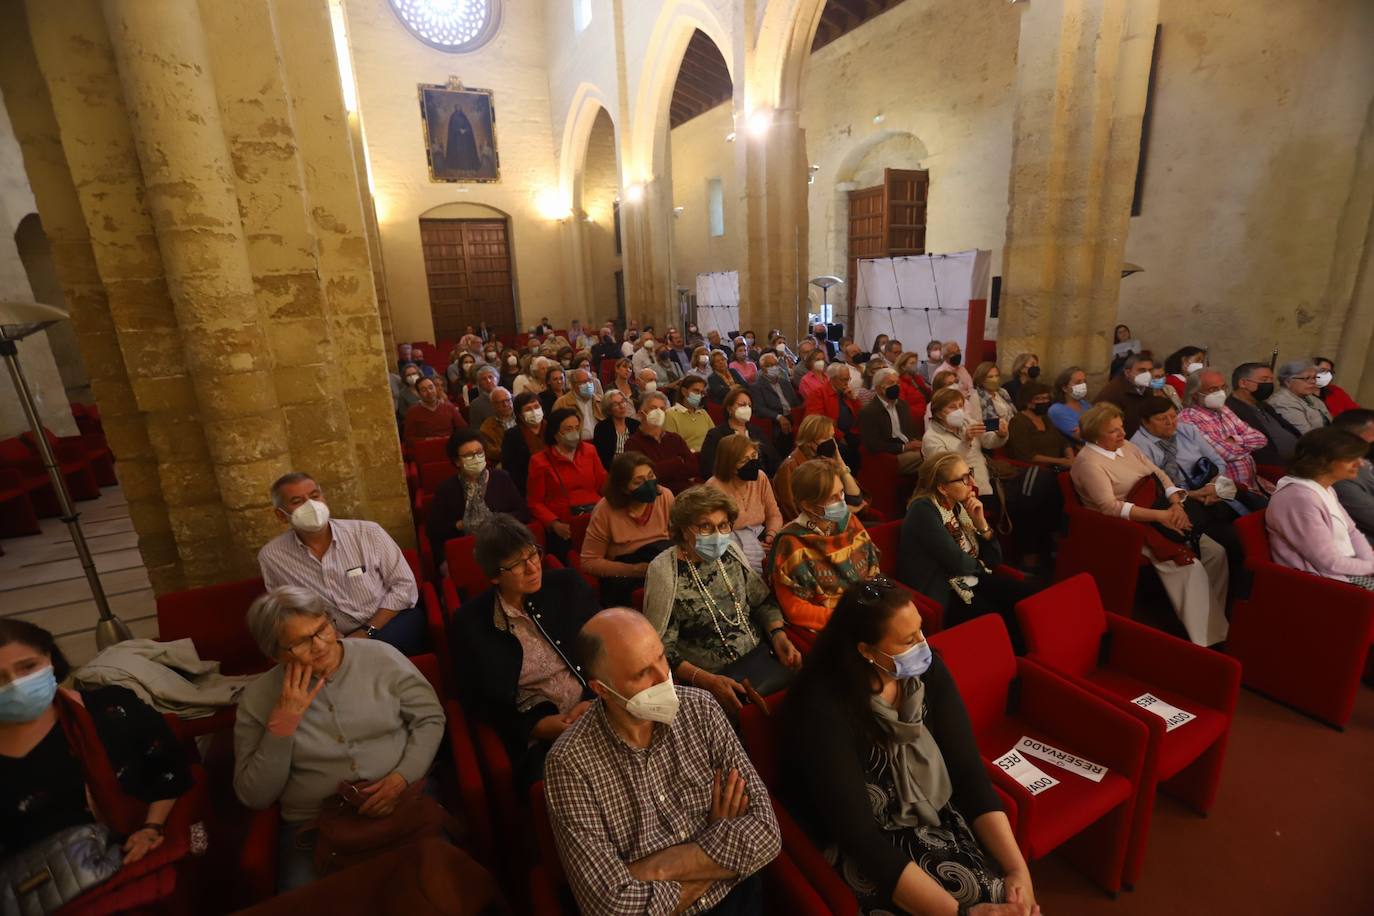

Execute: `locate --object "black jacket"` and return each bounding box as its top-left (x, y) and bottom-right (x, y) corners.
top-left (448, 568), bottom-right (600, 774)
top-left (897, 497), bottom-right (1003, 608)
top-left (859, 396), bottom-right (919, 455)
top-left (593, 416), bottom-right (641, 471)
top-left (424, 468), bottom-right (530, 561)
top-left (749, 375), bottom-right (802, 420)
top-left (698, 423), bottom-right (781, 479)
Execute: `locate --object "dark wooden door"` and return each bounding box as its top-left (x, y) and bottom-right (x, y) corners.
top-left (847, 185), bottom-right (885, 313)
top-left (419, 218), bottom-right (517, 340)
top-left (846, 169), bottom-right (929, 315)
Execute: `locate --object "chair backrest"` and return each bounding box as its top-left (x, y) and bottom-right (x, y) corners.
top-left (705, 401), bottom-right (725, 425)
top-left (419, 461), bottom-right (457, 494)
top-left (444, 534), bottom-right (491, 601)
top-left (413, 437), bottom-right (450, 466)
top-left (1014, 573), bottom-right (1105, 677)
top-left (1234, 509), bottom-right (1272, 569)
top-left (529, 780), bottom-right (567, 889)
top-left (857, 450), bottom-right (900, 521)
top-left (407, 652), bottom-right (445, 697)
top-left (569, 512), bottom-right (593, 554)
top-left (738, 693), bottom-right (784, 786)
top-left (867, 521), bottom-right (901, 577)
top-left (928, 614), bottom-right (1017, 732)
top-left (1058, 470), bottom-right (1082, 508)
top-left (156, 576), bottom-right (269, 676)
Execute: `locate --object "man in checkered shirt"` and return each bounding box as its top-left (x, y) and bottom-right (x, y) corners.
top-left (544, 609), bottom-right (780, 915)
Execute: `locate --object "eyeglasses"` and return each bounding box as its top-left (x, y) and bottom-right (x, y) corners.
top-left (691, 520), bottom-right (734, 537)
top-left (283, 618), bottom-right (335, 656)
top-left (1292, 375), bottom-right (1317, 383)
top-left (498, 547), bottom-right (544, 573)
top-left (855, 576), bottom-right (896, 605)
top-left (942, 472), bottom-right (975, 486)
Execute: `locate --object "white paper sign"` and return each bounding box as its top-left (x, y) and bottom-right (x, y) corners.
top-left (992, 749), bottom-right (1059, 796)
top-left (1112, 339), bottom-right (1141, 358)
top-left (1015, 736), bottom-right (1107, 783)
top-left (1131, 693), bottom-right (1196, 732)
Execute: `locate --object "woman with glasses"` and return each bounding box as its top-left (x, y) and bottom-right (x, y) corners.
top-left (451, 515), bottom-right (599, 791)
top-left (1269, 359), bottom-right (1332, 435)
top-left (579, 452), bottom-right (677, 606)
top-left (706, 432), bottom-right (783, 573)
top-left (780, 580), bottom-right (1038, 916)
top-left (900, 454), bottom-right (1041, 649)
top-left (234, 586), bottom-right (446, 890)
top-left (767, 459), bottom-right (881, 647)
top-left (774, 414), bottom-right (866, 521)
top-left (643, 486), bottom-right (801, 715)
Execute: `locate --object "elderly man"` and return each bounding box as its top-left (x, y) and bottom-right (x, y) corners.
top-left (934, 339), bottom-right (973, 394)
top-left (632, 332), bottom-right (661, 375)
top-left (403, 376), bottom-right (466, 447)
top-left (838, 340), bottom-right (866, 393)
top-left (790, 338), bottom-right (818, 386)
top-left (1226, 362), bottom-right (1300, 466)
top-left (662, 329), bottom-right (692, 375)
top-left (664, 374), bottom-right (714, 452)
top-left (860, 367), bottom-right (923, 473)
top-left (1095, 353), bottom-right (1158, 438)
top-left (805, 362), bottom-right (863, 464)
top-left (478, 386), bottom-right (517, 465)
top-left (750, 352), bottom-right (801, 436)
top-left (556, 367), bottom-right (603, 440)
top-left (812, 321), bottom-right (837, 360)
top-left (705, 328), bottom-right (729, 355)
top-left (545, 608), bottom-right (780, 916)
top-left (1333, 410), bottom-right (1374, 542)
top-left (466, 365), bottom-right (502, 428)
top-left (626, 391), bottom-right (698, 494)
top-left (591, 326), bottom-right (622, 366)
top-left (1269, 359), bottom-right (1332, 434)
top-left (258, 472), bottom-right (424, 655)
top-left (1178, 369), bottom-right (1274, 494)
top-left (636, 365), bottom-right (664, 397)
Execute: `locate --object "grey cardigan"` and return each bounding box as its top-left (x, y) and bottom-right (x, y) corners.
top-left (1267, 387), bottom-right (1331, 435)
top-left (642, 541), bottom-right (780, 636)
top-left (232, 639), bottom-right (446, 823)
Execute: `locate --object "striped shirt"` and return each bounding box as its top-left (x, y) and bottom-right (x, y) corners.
top-left (257, 519), bottom-right (418, 631)
top-left (544, 687), bottom-right (780, 916)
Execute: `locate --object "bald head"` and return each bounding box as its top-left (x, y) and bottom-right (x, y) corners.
top-left (576, 608), bottom-right (665, 692)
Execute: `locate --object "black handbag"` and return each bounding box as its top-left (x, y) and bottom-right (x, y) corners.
top-left (717, 640), bottom-right (794, 697)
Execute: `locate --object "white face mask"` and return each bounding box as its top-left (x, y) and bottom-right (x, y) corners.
top-left (1185, 361), bottom-right (1205, 375)
top-left (1202, 390), bottom-right (1227, 411)
top-left (697, 355), bottom-right (708, 367)
top-left (643, 339), bottom-right (655, 351)
top-left (1316, 370), bottom-right (1333, 388)
top-left (1132, 371), bottom-right (1153, 389)
top-left (644, 407), bottom-right (666, 427)
top-left (524, 407), bottom-right (544, 427)
top-left (461, 453), bottom-right (487, 475)
top-left (601, 673), bottom-right (680, 725)
top-left (943, 408), bottom-right (968, 428)
top-left (642, 380), bottom-right (657, 393)
top-left (1070, 382), bottom-right (1088, 399)
top-left (733, 405), bottom-right (752, 422)
top-left (405, 374), bottom-right (419, 386)
top-left (774, 343), bottom-right (786, 352)
top-left (289, 498), bottom-right (330, 533)
top-left (813, 361), bottom-right (826, 373)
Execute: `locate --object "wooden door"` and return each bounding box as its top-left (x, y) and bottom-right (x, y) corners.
top-left (419, 218), bottom-right (517, 340)
top-left (847, 185), bottom-right (885, 314)
top-left (884, 168), bottom-right (928, 257)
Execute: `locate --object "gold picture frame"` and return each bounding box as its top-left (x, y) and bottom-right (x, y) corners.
top-left (419, 78), bottom-right (500, 183)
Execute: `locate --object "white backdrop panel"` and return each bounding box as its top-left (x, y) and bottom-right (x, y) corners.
top-left (853, 250), bottom-right (988, 351)
top-left (695, 272), bottom-right (740, 338)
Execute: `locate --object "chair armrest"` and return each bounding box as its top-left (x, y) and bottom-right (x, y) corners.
top-left (442, 575), bottom-right (462, 613)
top-left (773, 803), bottom-right (858, 916)
top-left (1104, 614), bottom-right (1242, 715)
top-left (444, 699), bottom-right (495, 864)
top-left (993, 564), bottom-right (1027, 582)
top-left (472, 720), bottom-right (520, 832)
top-left (239, 803), bottom-right (282, 904)
top-left (1015, 659), bottom-right (1149, 778)
top-left (0, 467), bottom-right (23, 489)
top-left (52, 437), bottom-right (89, 465)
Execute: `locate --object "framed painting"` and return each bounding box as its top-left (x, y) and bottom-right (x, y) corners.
top-left (419, 79), bottom-right (500, 183)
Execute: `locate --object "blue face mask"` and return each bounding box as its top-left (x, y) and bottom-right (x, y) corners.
top-left (876, 640), bottom-right (933, 679)
top-left (686, 392), bottom-right (703, 408)
top-left (577, 382), bottom-right (595, 399)
top-left (695, 532), bottom-right (732, 561)
top-left (0, 666), bottom-right (58, 723)
top-left (1149, 377), bottom-right (1167, 390)
top-left (822, 500), bottom-right (850, 529)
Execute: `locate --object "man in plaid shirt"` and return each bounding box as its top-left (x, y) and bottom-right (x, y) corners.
top-left (544, 609), bottom-right (780, 915)
top-left (1177, 369), bottom-right (1275, 494)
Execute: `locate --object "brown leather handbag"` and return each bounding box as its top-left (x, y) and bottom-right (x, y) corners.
top-left (306, 778), bottom-right (461, 875)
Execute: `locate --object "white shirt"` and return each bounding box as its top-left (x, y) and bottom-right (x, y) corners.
top-left (882, 398), bottom-right (908, 444)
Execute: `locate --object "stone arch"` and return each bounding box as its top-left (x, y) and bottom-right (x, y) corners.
top-left (751, 0), bottom-right (826, 113)
top-left (14, 212), bottom-right (89, 398)
top-left (557, 82), bottom-right (618, 205)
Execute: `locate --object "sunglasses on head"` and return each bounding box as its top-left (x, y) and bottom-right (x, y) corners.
top-left (855, 576), bottom-right (897, 605)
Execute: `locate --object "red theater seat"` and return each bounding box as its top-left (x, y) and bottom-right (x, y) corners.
top-left (157, 576), bottom-right (269, 676)
top-left (0, 467), bottom-right (40, 537)
top-left (1054, 473), bottom-right (1148, 617)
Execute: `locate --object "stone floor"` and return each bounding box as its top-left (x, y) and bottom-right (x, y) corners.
top-left (0, 485), bottom-right (157, 668)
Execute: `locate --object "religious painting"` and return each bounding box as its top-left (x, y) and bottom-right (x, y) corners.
top-left (419, 80), bottom-right (500, 183)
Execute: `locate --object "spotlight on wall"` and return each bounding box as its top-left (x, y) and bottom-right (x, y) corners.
top-left (624, 183), bottom-right (645, 203)
top-left (672, 206), bottom-right (685, 218)
top-left (725, 131), bottom-right (737, 143)
top-left (536, 188), bottom-right (573, 221)
top-left (747, 109), bottom-right (772, 138)
top-left (873, 113), bottom-right (885, 125)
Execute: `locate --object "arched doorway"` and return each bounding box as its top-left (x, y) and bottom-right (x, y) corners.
top-left (15, 212), bottom-right (91, 401)
top-left (573, 107), bottom-right (623, 328)
top-left (417, 201), bottom-right (518, 340)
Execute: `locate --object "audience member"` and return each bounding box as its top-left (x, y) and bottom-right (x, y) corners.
top-left (923, 388), bottom-right (1005, 519)
top-left (580, 452), bottom-right (676, 606)
top-left (592, 389), bottom-right (640, 470)
top-left (856, 356), bottom-right (890, 406)
top-left (642, 486), bottom-right (800, 714)
top-left (449, 516), bottom-right (597, 789)
top-left (497, 351), bottom-right (522, 390)
top-left (1109, 323), bottom-right (1139, 377)
top-left (626, 391), bottom-right (698, 494)
top-left (687, 345), bottom-right (713, 381)
top-left (477, 385), bottom-right (516, 465)
top-left (1094, 353), bottom-right (1157, 437)
top-left (1071, 404), bottom-right (1229, 646)
top-left (893, 352), bottom-right (930, 421)
top-left (917, 339), bottom-right (944, 385)
top-left (397, 362), bottom-right (424, 415)
top-left (1163, 346), bottom-right (1207, 398)
top-left (805, 363), bottom-right (863, 464)
top-left (767, 460), bottom-right (881, 639)
top-left (501, 392), bottom-right (547, 493)
top-left (774, 414), bottom-right (865, 520)
top-left (707, 350), bottom-right (744, 403)
top-left (234, 587), bottom-right (444, 890)
top-left (606, 356), bottom-right (637, 402)
top-left (539, 366), bottom-right (569, 416)
top-left (511, 355), bottom-right (546, 398)
top-left (1049, 365), bottom-right (1092, 442)
top-left (1313, 356), bottom-right (1360, 419)
top-left (700, 387), bottom-right (782, 481)
top-left (883, 338), bottom-right (904, 363)
top-left (1178, 369), bottom-right (1273, 495)
top-left (545, 609), bottom-right (781, 915)
top-left (1332, 410), bottom-right (1374, 541)
top-left (1004, 353), bottom-right (1041, 406)
top-left (664, 374), bottom-right (714, 452)
top-left (403, 376), bottom-right (465, 448)
top-left (1006, 382), bottom-right (1074, 469)
top-left (728, 340), bottom-right (757, 385)
top-left (591, 328), bottom-right (621, 366)
top-left (447, 352), bottom-right (477, 403)
top-left (798, 347), bottom-right (831, 401)
top-left (0, 620), bottom-right (192, 894)
top-left (466, 366), bottom-right (502, 428)
top-left (751, 352), bottom-right (801, 437)
top-left (860, 367), bottom-right (923, 474)
top-left (554, 367), bottom-right (602, 440)
top-left (934, 340), bottom-right (973, 395)
top-left (526, 407), bottom-right (608, 555)
top-left (259, 472), bottom-right (424, 654)
top-left (1270, 360), bottom-right (1331, 434)
top-left (781, 581), bottom-right (1038, 915)
top-left (971, 362), bottom-right (1017, 435)
top-left (1266, 428), bottom-right (1374, 590)
top-left (425, 430), bottom-right (528, 570)
top-left (1227, 362), bottom-right (1300, 466)
top-left (706, 433), bottom-right (783, 572)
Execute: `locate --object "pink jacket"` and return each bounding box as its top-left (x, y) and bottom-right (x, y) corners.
top-left (1265, 477), bottom-right (1374, 580)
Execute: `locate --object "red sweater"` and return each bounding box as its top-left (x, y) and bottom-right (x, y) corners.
top-left (898, 376), bottom-right (928, 434)
top-left (526, 443), bottom-right (608, 525)
top-left (404, 401), bottom-right (465, 446)
top-left (804, 383), bottom-right (861, 433)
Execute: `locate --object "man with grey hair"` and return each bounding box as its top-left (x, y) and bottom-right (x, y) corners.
top-left (859, 366), bottom-right (923, 473)
top-left (749, 351), bottom-right (801, 437)
top-left (467, 364), bottom-right (502, 427)
top-left (554, 366), bottom-right (602, 439)
top-left (1178, 367), bottom-right (1274, 494)
top-left (1268, 359), bottom-right (1331, 434)
top-left (545, 609), bottom-right (780, 916)
top-left (626, 390), bottom-right (697, 494)
top-left (804, 361), bottom-right (863, 464)
top-left (257, 472), bottom-right (424, 655)
top-left (1094, 352), bottom-right (1158, 437)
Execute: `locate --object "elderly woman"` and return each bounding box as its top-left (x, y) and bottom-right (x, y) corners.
top-left (1048, 365), bottom-right (1092, 442)
top-left (1266, 428), bottom-right (1374, 589)
top-left (625, 390), bottom-right (697, 494)
top-left (512, 355), bottom-right (548, 398)
top-left (922, 387), bottom-right (1005, 519)
top-left (686, 345), bottom-right (713, 381)
top-left (539, 366), bottom-right (569, 416)
top-left (500, 391), bottom-right (548, 493)
top-left (591, 388), bottom-right (640, 469)
top-left (699, 385), bottom-right (781, 480)
top-left (781, 580), bottom-right (1036, 916)
top-left (234, 586), bottom-right (445, 890)
top-left (426, 429), bottom-right (529, 571)
top-left (643, 486), bottom-right (801, 715)
top-left (707, 349), bottom-right (746, 403)
top-left (775, 413), bottom-right (865, 520)
top-left (526, 407), bottom-right (608, 554)
top-left (0, 621), bottom-right (193, 908)
top-left (706, 432), bottom-right (784, 572)
top-left (580, 451), bottom-right (676, 606)
top-left (1070, 403), bottom-right (1230, 646)
top-left (1269, 359), bottom-right (1332, 435)
top-left (1004, 352), bottom-right (1041, 406)
top-left (893, 351), bottom-right (930, 421)
top-left (970, 361), bottom-right (1017, 436)
top-left (899, 454), bottom-right (1040, 649)
top-left (767, 459), bottom-right (882, 643)
top-left (729, 339), bottom-right (758, 385)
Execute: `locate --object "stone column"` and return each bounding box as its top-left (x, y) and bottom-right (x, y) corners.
top-left (619, 176), bottom-right (677, 329)
top-left (737, 108), bottom-right (809, 343)
top-left (102, 0), bottom-right (293, 573)
top-left (997, 0), bottom-right (1159, 384)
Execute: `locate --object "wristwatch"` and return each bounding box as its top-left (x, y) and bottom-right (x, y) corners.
top-left (363, 625), bottom-right (379, 638)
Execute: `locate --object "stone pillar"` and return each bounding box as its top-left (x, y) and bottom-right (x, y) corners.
top-left (619, 176), bottom-right (677, 329)
top-left (348, 112), bottom-right (399, 366)
top-left (997, 0), bottom-right (1159, 384)
top-left (102, 0), bottom-right (293, 574)
top-left (737, 109), bottom-right (809, 343)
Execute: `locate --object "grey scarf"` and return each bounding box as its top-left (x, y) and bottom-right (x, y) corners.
top-left (462, 469), bottom-right (494, 533)
top-left (869, 677), bottom-right (954, 828)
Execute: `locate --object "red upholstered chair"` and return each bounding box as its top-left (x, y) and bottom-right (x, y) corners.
top-left (1228, 511), bottom-right (1374, 729)
top-left (443, 534), bottom-right (488, 603)
top-left (867, 519), bottom-right (945, 634)
top-left (1054, 473), bottom-right (1147, 618)
top-left (0, 467), bottom-right (41, 537)
top-left (929, 615), bottom-right (1148, 894)
top-left (1016, 574), bottom-right (1241, 887)
top-left (421, 582), bottom-right (454, 698)
top-left (12, 431), bottom-right (102, 500)
top-left (157, 576), bottom-right (269, 676)
top-left (24, 426), bottom-right (117, 487)
top-left (412, 436), bottom-right (450, 466)
top-left (856, 449), bottom-right (902, 521)
top-left (564, 512), bottom-right (598, 590)
top-left (705, 400), bottom-right (725, 425)
top-left (0, 437), bottom-right (67, 516)
top-left (412, 461), bottom-right (457, 522)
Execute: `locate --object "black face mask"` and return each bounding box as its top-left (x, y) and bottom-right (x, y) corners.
top-left (737, 459), bottom-right (762, 482)
top-left (1254, 382), bottom-right (1275, 402)
top-left (1027, 366), bottom-right (1041, 379)
top-left (948, 353), bottom-right (963, 367)
top-left (816, 439), bottom-right (839, 459)
top-left (1032, 402), bottom-right (1052, 416)
top-left (884, 385), bottom-right (901, 402)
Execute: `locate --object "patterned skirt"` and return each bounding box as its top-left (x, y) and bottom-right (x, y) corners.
top-left (1347, 574), bottom-right (1374, 591)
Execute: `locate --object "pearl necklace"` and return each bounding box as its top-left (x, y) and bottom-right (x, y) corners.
top-left (686, 554), bottom-right (748, 657)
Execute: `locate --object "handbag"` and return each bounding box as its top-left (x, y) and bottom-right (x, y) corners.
top-left (1, 823), bottom-right (124, 916)
top-left (304, 777), bottom-right (461, 876)
top-left (717, 640), bottom-right (794, 698)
